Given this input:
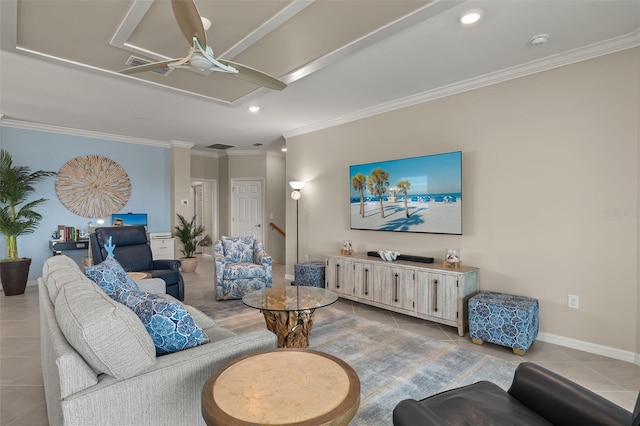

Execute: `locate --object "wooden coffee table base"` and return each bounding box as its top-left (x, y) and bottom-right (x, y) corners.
top-left (262, 309), bottom-right (315, 348)
top-left (202, 349), bottom-right (360, 426)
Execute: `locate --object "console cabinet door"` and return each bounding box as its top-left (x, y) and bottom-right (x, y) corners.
top-left (417, 272), bottom-right (458, 321)
top-left (435, 274), bottom-right (458, 321)
top-left (390, 267), bottom-right (416, 312)
top-left (372, 265), bottom-right (416, 311)
top-left (372, 264), bottom-right (391, 305)
top-left (354, 261), bottom-right (374, 301)
top-left (325, 257), bottom-right (353, 296)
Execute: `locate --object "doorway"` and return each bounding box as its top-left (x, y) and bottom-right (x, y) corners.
top-left (191, 179), bottom-right (216, 257)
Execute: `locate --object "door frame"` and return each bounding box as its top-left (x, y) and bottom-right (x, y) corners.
top-left (191, 178), bottom-right (217, 258)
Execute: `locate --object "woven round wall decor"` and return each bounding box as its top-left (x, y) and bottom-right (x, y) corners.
top-left (55, 155), bottom-right (131, 218)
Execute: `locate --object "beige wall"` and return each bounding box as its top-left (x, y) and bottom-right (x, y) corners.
top-left (170, 144), bottom-right (193, 258)
top-left (191, 154), bottom-right (218, 180)
top-left (266, 154), bottom-right (286, 263)
top-left (286, 48), bottom-right (640, 354)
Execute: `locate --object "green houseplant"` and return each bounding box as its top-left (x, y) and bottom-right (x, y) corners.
top-left (173, 213), bottom-right (212, 272)
top-left (0, 149), bottom-right (56, 296)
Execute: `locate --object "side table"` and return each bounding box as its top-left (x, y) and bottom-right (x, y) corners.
top-left (202, 349), bottom-right (360, 425)
top-left (293, 261), bottom-right (326, 287)
top-left (469, 291), bottom-right (539, 355)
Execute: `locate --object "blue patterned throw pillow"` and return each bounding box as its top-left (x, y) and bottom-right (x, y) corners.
top-left (85, 257), bottom-right (139, 297)
top-left (114, 289), bottom-right (209, 355)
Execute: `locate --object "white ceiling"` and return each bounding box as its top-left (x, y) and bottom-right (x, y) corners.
top-left (1, 0), bottom-right (639, 154)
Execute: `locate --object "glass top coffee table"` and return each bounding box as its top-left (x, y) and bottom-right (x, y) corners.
top-left (242, 286), bottom-right (338, 348)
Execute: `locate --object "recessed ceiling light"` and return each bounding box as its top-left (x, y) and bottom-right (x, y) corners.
top-left (248, 106), bottom-right (260, 113)
top-left (459, 9), bottom-right (484, 25)
top-left (530, 34), bottom-right (550, 46)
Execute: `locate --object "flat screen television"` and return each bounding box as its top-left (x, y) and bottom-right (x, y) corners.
top-left (349, 151), bottom-right (462, 234)
top-left (111, 213), bottom-right (148, 229)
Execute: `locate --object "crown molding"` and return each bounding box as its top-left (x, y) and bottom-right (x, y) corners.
top-left (190, 149), bottom-right (219, 158)
top-left (0, 116), bottom-right (169, 148)
top-left (169, 140), bottom-right (195, 149)
top-left (284, 30), bottom-right (640, 140)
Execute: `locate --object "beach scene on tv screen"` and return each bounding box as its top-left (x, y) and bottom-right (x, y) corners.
top-left (350, 151), bottom-right (462, 234)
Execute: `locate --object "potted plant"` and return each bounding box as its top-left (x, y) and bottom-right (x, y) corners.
top-left (173, 213), bottom-right (212, 272)
top-left (0, 149), bottom-right (56, 296)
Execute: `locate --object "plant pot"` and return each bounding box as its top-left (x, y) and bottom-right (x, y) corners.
top-left (0, 258), bottom-right (32, 296)
top-left (180, 257), bottom-right (198, 273)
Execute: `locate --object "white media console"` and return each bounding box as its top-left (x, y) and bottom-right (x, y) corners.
top-left (325, 253), bottom-right (479, 336)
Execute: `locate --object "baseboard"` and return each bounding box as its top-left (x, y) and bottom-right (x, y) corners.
top-left (537, 331), bottom-right (639, 365)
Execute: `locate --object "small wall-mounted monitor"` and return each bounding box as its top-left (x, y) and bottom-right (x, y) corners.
top-left (111, 213), bottom-right (148, 229)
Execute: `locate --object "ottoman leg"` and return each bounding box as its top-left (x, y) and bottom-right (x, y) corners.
top-left (471, 338), bottom-right (484, 346)
top-left (513, 348), bottom-right (526, 356)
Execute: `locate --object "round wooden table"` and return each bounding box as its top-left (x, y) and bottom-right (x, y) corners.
top-left (126, 271), bottom-right (150, 280)
top-left (202, 349), bottom-right (360, 426)
top-left (242, 286), bottom-right (338, 348)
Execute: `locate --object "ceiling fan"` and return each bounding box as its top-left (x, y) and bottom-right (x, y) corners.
top-left (118, 0), bottom-right (287, 90)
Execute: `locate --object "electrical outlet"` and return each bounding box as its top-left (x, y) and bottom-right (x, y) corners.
top-left (181, 199), bottom-right (189, 205)
top-left (568, 294), bottom-right (579, 309)
top-left (304, 255), bottom-right (309, 262)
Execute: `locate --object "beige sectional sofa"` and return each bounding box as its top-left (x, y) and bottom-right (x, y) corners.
top-left (39, 255), bottom-right (276, 426)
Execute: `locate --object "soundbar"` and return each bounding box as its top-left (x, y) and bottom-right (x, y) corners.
top-left (367, 251), bottom-right (434, 263)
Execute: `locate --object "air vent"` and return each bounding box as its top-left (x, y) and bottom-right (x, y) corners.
top-left (208, 144), bottom-right (235, 150)
top-left (125, 56), bottom-right (173, 77)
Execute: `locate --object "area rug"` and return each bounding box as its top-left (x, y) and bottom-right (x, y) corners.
top-left (192, 298), bottom-right (519, 425)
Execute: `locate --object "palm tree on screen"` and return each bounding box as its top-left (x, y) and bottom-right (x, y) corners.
top-left (352, 173), bottom-right (367, 217)
top-left (367, 168), bottom-right (389, 218)
top-left (397, 179), bottom-right (411, 218)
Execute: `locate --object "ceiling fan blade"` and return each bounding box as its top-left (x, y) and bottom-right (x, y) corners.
top-left (118, 59), bottom-right (181, 75)
top-left (171, 0), bottom-right (207, 49)
top-left (218, 60), bottom-right (287, 91)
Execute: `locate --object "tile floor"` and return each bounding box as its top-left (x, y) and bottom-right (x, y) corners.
top-left (1, 256), bottom-right (638, 425)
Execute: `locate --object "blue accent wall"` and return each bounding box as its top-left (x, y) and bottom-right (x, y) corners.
top-left (0, 126), bottom-right (171, 280)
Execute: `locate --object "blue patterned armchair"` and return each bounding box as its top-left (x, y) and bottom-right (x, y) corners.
top-left (213, 236), bottom-right (273, 300)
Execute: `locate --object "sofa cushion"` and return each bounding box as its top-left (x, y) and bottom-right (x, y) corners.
top-left (223, 263), bottom-right (267, 280)
top-left (45, 268), bottom-right (87, 303)
top-left (221, 236), bottom-right (255, 263)
top-left (54, 278), bottom-right (156, 380)
top-left (113, 289), bottom-right (209, 355)
top-left (85, 256), bottom-right (139, 297)
top-left (42, 254), bottom-right (81, 282)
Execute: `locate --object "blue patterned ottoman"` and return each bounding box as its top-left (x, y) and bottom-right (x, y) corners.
top-left (293, 262), bottom-right (326, 288)
top-left (469, 292), bottom-right (539, 355)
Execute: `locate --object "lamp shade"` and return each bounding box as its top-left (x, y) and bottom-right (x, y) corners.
top-left (289, 181), bottom-right (305, 190)
top-left (291, 190), bottom-right (301, 200)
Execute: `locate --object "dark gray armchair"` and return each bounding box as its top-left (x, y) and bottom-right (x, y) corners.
top-left (89, 225), bottom-right (184, 301)
top-left (393, 362), bottom-right (638, 426)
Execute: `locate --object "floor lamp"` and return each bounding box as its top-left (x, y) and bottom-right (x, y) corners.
top-left (290, 181), bottom-right (305, 264)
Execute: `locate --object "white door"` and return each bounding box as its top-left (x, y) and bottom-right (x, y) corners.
top-left (231, 179), bottom-right (264, 241)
